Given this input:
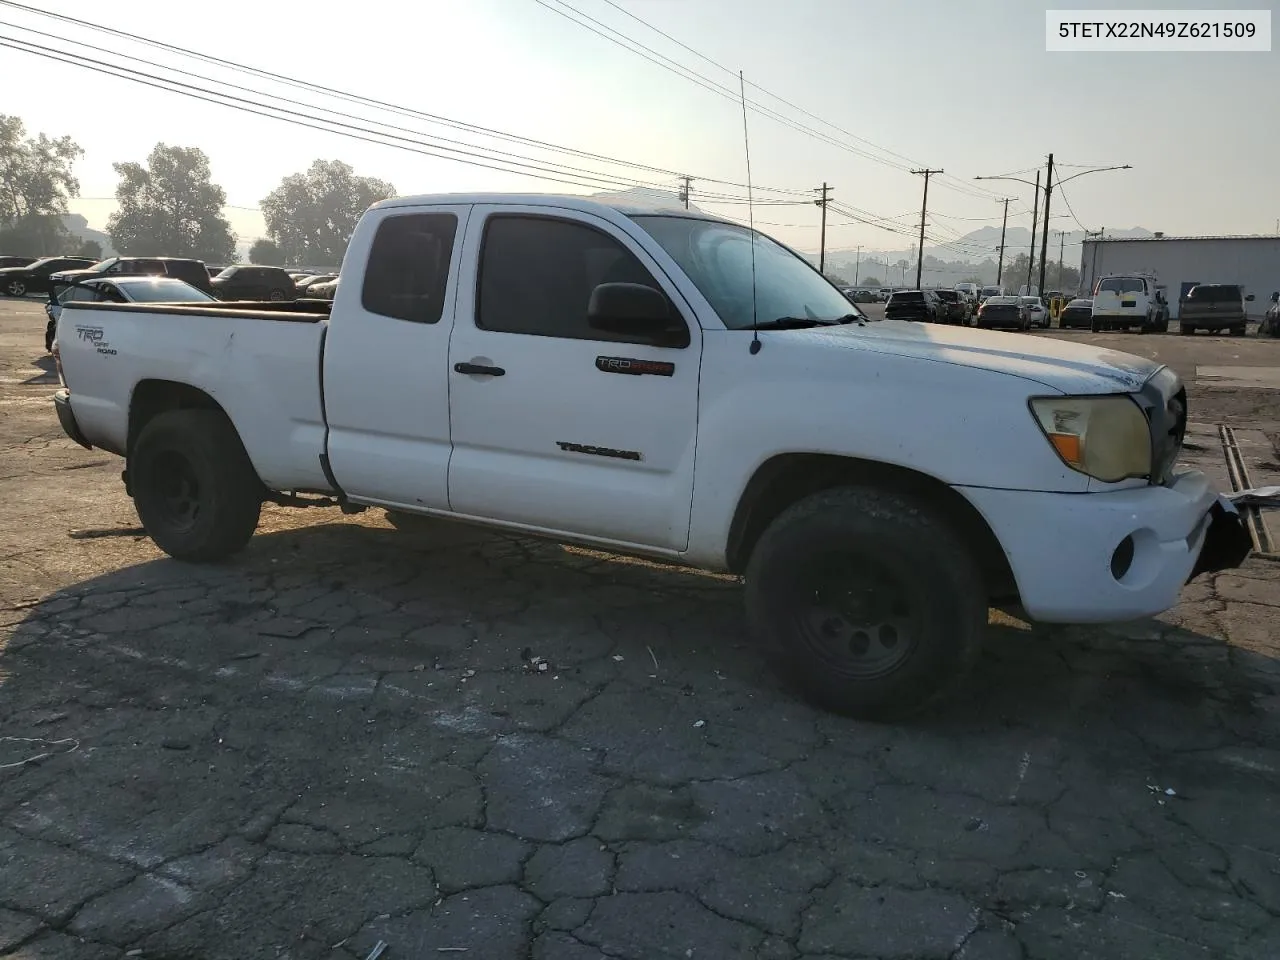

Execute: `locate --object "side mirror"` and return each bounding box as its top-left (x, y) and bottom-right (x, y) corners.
top-left (1271, 292), bottom-right (1279, 302)
top-left (587, 283), bottom-right (687, 346)
top-left (1245, 294), bottom-right (1255, 301)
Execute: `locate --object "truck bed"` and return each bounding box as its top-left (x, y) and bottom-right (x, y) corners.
top-left (55, 300), bottom-right (332, 492)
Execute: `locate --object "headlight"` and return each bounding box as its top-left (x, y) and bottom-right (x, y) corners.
top-left (1029, 395), bottom-right (1151, 483)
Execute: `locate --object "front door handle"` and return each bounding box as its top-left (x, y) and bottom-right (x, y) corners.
top-left (454, 362), bottom-right (505, 377)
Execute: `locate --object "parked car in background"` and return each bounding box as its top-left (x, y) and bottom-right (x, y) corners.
top-left (975, 295), bottom-right (1028, 331)
top-left (1178, 283), bottom-right (1253, 337)
top-left (1091, 274), bottom-right (1163, 333)
top-left (0, 256), bottom-right (97, 297)
top-left (978, 285), bottom-right (1004, 305)
top-left (1058, 298), bottom-right (1094, 330)
top-left (885, 289), bottom-right (943, 322)
top-left (1261, 292), bottom-right (1280, 337)
top-left (210, 265), bottom-right (298, 301)
top-left (44, 276), bottom-right (217, 352)
top-left (933, 289), bottom-right (968, 324)
top-left (1019, 296), bottom-right (1049, 329)
top-left (843, 287), bottom-right (876, 303)
top-left (0, 255), bottom-right (37, 270)
top-left (50, 256), bottom-right (213, 294)
top-left (306, 278), bottom-right (338, 300)
top-left (296, 274), bottom-right (338, 294)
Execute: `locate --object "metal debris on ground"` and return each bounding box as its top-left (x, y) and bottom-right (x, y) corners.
top-left (365, 941), bottom-right (388, 960)
top-left (693, 719), bottom-right (706, 728)
top-left (1226, 486), bottom-right (1280, 508)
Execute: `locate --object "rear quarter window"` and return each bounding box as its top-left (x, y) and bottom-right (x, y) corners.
top-left (362, 212), bottom-right (458, 324)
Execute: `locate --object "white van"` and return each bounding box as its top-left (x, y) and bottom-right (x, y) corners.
top-left (1091, 274), bottom-right (1164, 333)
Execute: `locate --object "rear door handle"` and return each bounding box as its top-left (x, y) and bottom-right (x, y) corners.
top-left (454, 362), bottom-right (505, 377)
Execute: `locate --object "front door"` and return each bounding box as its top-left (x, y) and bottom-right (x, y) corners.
top-left (323, 205), bottom-right (470, 510)
top-left (446, 206), bottom-right (702, 552)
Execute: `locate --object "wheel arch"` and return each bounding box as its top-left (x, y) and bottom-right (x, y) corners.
top-left (724, 452), bottom-right (1018, 603)
top-left (126, 380), bottom-right (262, 491)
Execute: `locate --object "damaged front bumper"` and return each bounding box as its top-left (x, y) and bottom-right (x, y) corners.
top-left (1188, 494), bottom-right (1254, 580)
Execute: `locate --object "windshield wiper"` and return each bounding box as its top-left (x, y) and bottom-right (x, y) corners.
top-left (750, 316), bottom-right (845, 330)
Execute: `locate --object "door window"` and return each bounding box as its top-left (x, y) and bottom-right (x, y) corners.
top-left (362, 213), bottom-right (458, 323)
top-left (475, 214), bottom-right (684, 345)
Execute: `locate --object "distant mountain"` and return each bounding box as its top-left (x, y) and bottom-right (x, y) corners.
top-left (62, 213), bottom-right (115, 256)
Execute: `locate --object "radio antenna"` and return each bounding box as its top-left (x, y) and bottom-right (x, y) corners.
top-left (739, 70), bottom-right (761, 355)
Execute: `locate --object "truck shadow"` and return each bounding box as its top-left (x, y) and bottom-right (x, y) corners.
top-left (4, 516), bottom-right (1274, 743)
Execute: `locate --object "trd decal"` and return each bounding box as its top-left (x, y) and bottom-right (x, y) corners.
top-left (595, 356), bottom-right (675, 377)
top-left (556, 441), bottom-right (642, 461)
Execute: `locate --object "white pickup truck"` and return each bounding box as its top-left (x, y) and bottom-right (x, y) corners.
top-left (51, 193), bottom-right (1252, 718)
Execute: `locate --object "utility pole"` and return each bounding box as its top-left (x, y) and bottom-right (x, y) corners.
top-left (678, 176), bottom-right (693, 209)
top-left (1057, 229), bottom-right (1066, 289)
top-left (854, 246), bottom-right (861, 284)
top-left (1026, 169), bottom-right (1040, 293)
top-left (911, 168), bottom-right (943, 288)
top-left (813, 183), bottom-right (832, 274)
top-left (996, 198), bottom-right (1011, 286)
top-left (1037, 153), bottom-right (1054, 297)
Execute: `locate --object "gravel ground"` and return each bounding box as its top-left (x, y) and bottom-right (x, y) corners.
top-left (2, 297), bottom-right (1278, 960)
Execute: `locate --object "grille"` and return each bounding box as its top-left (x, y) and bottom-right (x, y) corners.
top-left (1138, 368), bottom-right (1186, 485)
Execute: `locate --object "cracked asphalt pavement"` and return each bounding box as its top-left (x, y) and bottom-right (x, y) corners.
top-left (2, 297), bottom-right (1280, 959)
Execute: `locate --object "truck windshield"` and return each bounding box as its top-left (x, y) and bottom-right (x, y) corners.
top-left (630, 215), bottom-right (854, 329)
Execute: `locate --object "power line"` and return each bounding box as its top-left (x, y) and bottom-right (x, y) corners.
top-left (592, 0), bottom-right (1006, 204)
top-left (0, 0), bottom-right (808, 200)
top-left (0, 35), bottom-right (670, 195)
top-left (1054, 174), bottom-right (1088, 232)
top-left (534, 0), bottom-right (1001, 202)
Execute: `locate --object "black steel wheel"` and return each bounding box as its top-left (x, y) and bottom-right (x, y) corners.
top-left (745, 486), bottom-right (986, 719)
top-left (131, 409), bottom-right (263, 561)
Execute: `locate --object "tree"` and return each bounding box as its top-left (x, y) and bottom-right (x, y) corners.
top-left (107, 144), bottom-right (235, 262)
top-left (823, 272), bottom-right (848, 286)
top-left (248, 238), bottom-right (282, 265)
top-left (261, 160), bottom-right (395, 266)
top-left (0, 115), bottom-right (82, 253)
top-left (960, 275), bottom-right (983, 285)
top-left (861, 276), bottom-right (882, 287)
top-left (75, 238), bottom-right (102, 259)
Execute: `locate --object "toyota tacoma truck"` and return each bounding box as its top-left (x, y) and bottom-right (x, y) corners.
top-left (49, 193), bottom-right (1253, 718)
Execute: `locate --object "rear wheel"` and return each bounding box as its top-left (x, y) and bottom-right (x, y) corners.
top-left (4, 279), bottom-right (26, 297)
top-left (130, 409), bottom-right (263, 561)
top-left (744, 486), bottom-right (986, 719)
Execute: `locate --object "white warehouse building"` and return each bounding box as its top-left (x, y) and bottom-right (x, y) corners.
top-left (1079, 235), bottom-right (1280, 320)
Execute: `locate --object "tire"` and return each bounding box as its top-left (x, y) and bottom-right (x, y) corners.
top-left (5, 279), bottom-right (27, 297)
top-left (1090, 319), bottom-right (1100, 333)
top-left (1180, 324), bottom-right (1195, 336)
top-left (268, 289), bottom-right (286, 302)
top-left (130, 409), bottom-right (263, 561)
top-left (1232, 325), bottom-right (1247, 337)
top-left (744, 486), bottom-right (986, 719)
top-left (44, 320), bottom-right (55, 353)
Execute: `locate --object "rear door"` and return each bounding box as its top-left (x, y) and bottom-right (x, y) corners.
top-left (446, 205), bottom-right (701, 551)
top-left (322, 205), bottom-right (469, 511)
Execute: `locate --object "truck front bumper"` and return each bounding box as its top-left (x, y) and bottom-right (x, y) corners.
top-left (960, 470), bottom-right (1252, 623)
top-left (53, 388), bottom-right (92, 450)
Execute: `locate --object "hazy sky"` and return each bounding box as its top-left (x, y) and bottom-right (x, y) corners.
top-left (1, 0), bottom-right (1275, 256)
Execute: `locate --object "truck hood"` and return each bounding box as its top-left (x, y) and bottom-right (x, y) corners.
top-left (810, 319), bottom-right (1163, 393)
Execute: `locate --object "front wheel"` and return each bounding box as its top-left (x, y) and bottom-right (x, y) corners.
top-left (744, 486), bottom-right (986, 719)
top-left (130, 409), bottom-right (263, 561)
top-left (5, 279), bottom-right (27, 297)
